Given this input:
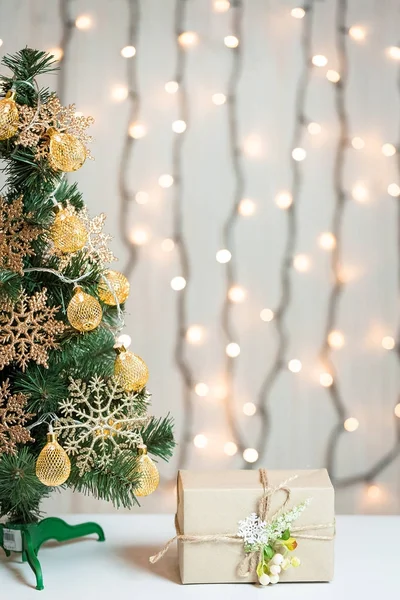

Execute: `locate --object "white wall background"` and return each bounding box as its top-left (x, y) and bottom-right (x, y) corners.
top-left (0, 0), bottom-right (399, 515)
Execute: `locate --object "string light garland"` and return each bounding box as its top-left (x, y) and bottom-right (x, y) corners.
top-left (57, 0), bottom-right (74, 102)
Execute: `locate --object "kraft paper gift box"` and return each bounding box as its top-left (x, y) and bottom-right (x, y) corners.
top-left (176, 469), bottom-right (335, 584)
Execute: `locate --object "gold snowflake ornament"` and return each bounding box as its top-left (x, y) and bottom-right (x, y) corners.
top-left (55, 375), bottom-right (151, 475)
top-left (0, 288), bottom-right (66, 371)
top-left (0, 195), bottom-right (42, 274)
top-left (0, 379), bottom-right (35, 454)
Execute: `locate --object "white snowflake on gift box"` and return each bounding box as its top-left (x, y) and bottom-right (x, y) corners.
top-left (238, 513), bottom-right (269, 547)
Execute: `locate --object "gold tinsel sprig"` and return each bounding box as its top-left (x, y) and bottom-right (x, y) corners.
top-left (0, 379), bottom-right (35, 455)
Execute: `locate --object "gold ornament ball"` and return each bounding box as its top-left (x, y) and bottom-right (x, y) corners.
top-left (98, 271), bottom-right (130, 306)
top-left (114, 346), bottom-right (149, 392)
top-left (67, 287), bottom-right (103, 332)
top-left (0, 90), bottom-right (19, 141)
top-left (36, 432), bottom-right (71, 487)
top-left (51, 208), bottom-right (88, 253)
top-left (48, 128), bottom-right (87, 172)
top-left (135, 445), bottom-right (160, 497)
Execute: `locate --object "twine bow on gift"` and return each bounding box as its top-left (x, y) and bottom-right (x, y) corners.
top-left (149, 468), bottom-right (335, 581)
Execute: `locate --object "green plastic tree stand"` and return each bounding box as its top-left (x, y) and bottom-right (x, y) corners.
top-left (0, 517), bottom-right (105, 591)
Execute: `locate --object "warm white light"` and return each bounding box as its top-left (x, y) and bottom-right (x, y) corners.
top-left (75, 14), bottom-right (92, 30)
top-left (351, 183), bottom-right (368, 202)
top-left (288, 359), bottom-right (302, 373)
top-left (318, 232), bottom-right (336, 250)
top-left (291, 7), bottom-right (305, 19)
top-left (159, 174), bottom-right (174, 188)
top-left (195, 382), bottom-right (209, 397)
top-left (0, 40), bottom-right (3, 47)
top-left (121, 45), bottom-right (136, 58)
top-left (117, 334), bottom-right (132, 348)
top-left (216, 249), bottom-right (232, 263)
top-left (128, 122), bottom-right (146, 139)
top-left (111, 85), bottom-right (128, 102)
top-left (275, 191), bottom-right (293, 210)
top-left (161, 238), bottom-right (175, 252)
top-left (228, 285), bottom-right (246, 303)
top-left (172, 119), bottom-right (187, 133)
top-left (212, 93), bottom-right (227, 105)
top-left (243, 448), bottom-right (258, 463)
top-left (171, 276), bottom-right (186, 291)
top-left (388, 183), bottom-right (400, 197)
top-left (135, 191), bottom-right (148, 204)
top-left (224, 35), bottom-right (239, 48)
top-left (186, 325), bottom-right (205, 344)
top-left (193, 434), bottom-right (208, 448)
top-left (214, 384), bottom-right (228, 400)
top-left (243, 134), bottom-right (262, 156)
top-left (351, 137), bottom-right (365, 150)
top-left (165, 81), bottom-right (179, 94)
top-left (292, 147), bottom-right (306, 161)
top-left (387, 46), bottom-right (400, 60)
top-left (243, 402), bottom-right (256, 416)
top-left (48, 47), bottom-right (63, 61)
top-left (130, 229), bottom-right (148, 246)
top-left (260, 308), bottom-right (274, 322)
top-left (344, 417), bottom-right (359, 432)
top-left (382, 143), bottom-right (396, 157)
top-left (349, 26), bottom-right (366, 41)
top-left (293, 254), bottom-right (310, 272)
top-left (224, 441), bottom-right (238, 456)
top-left (238, 198), bottom-right (256, 216)
top-left (328, 330), bottom-right (345, 349)
top-left (382, 336), bottom-right (395, 350)
top-left (178, 31), bottom-right (199, 47)
top-left (307, 122), bottom-right (321, 135)
top-left (312, 54), bottom-right (328, 67)
top-left (214, 0), bottom-right (230, 12)
top-left (320, 372), bottom-right (333, 387)
top-left (226, 342), bottom-right (240, 357)
top-left (74, 111), bottom-right (84, 118)
top-left (394, 403), bottom-right (400, 418)
top-left (326, 69), bottom-right (340, 83)
top-left (367, 484), bottom-right (381, 500)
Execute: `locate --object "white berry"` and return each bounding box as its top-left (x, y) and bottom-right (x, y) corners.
top-left (271, 553), bottom-right (284, 565)
top-left (259, 574), bottom-right (271, 586)
top-left (269, 564), bottom-right (281, 575)
top-left (270, 574), bottom-right (280, 584)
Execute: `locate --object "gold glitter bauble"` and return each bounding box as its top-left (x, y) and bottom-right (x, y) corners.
top-left (98, 271), bottom-right (130, 306)
top-left (48, 128), bottom-right (86, 172)
top-left (51, 208), bottom-right (88, 253)
top-left (67, 286), bottom-right (103, 332)
top-left (0, 91), bottom-right (19, 141)
top-left (36, 432), bottom-right (71, 487)
top-left (114, 346), bottom-right (149, 392)
top-left (135, 445), bottom-right (159, 497)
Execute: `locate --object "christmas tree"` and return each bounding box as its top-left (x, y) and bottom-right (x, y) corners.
top-left (0, 49), bottom-right (175, 529)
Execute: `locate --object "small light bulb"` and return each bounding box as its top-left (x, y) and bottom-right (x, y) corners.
top-left (75, 14), bottom-right (92, 30)
top-left (351, 136), bottom-right (365, 150)
top-left (344, 417), bottom-right (359, 432)
top-left (186, 325), bottom-right (205, 344)
top-left (348, 25), bottom-right (366, 41)
top-left (224, 441), bottom-right (238, 456)
top-left (161, 238), bottom-right (175, 252)
top-left (351, 183), bottom-right (368, 202)
top-left (238, 198), bottom-right (256, 216)
top-left (394, 403), bottom-right (400, 418)
top-left (213, 384), bottom-right (228, 400)
top-left (327, 330), bottom-right (345, 349)
top-left (320, 372), bottom-right (333, 387)
top-left (171, 276), bottom-right (186, 291)
top-left (293, 254), bottom-right (310, 272)
top-left (243, 448), bottom-right (258, 463)
top-left (130, 229), bottom-right (148, 246)
top-left (307, 122), bottom-right (321, 135)
top-left (135, 191), bottom-right (148, 204)
top-left (367, 484), bottom-right (381, 500)
top-left (0, 40), bottom-right (3, 47)
top-left (128, 122), bottom-right (146, 139)
top-left (387, 46), bottom-right (400, 60)
top-left (318, 232), bottom-right (336, 250)
top-left (121, 45), bottom-right (136, 58)
top-left (275, 191), bottom-right (293, 210)
top-left (165, 81), bottom-right (179, 94)
top-left (326, 69), bottom-right (340, 83)
top-left (388, 183), bottom-right (400, 197)
top-left (312, 54), bottom-right (328, 67)
top-left (214, 0), bottom-right (230, 12)
top-left (243, 402), bottom-right (256, 416)
top-left (111, 85), bottom-right (128, 102)
top-left (216, 249), bottom-right (232, 263)
top-left (178, 31), bottom-right (199, 47)
top-left (193, 434), bottom-right (208, 448)
top-left (382, 143), bottom-right (396, 157)
top-left (117, 334), bottom-right (132, 348)
top-left (291, 7), bottom-right (305, 19)
top-left (212, 93), bottom-right (227, 105)
top-left (288, 359), bottom-right (302, 373)
top-left (172, 119), bottom-right (187, 133)
top-left (292, 147), bottom-right (306, 161)
top-left (243, 134), bottom-right (263, 156)
top-left (195, 382), bottom-right (209, 397)
top-left (226, 342), bottom-right (240, 357)
top-left (260, 308), bottom-right (274, 322)
top-left (159, 174), bottom-right (174, 188)
top-left (48, 47), bottom-right (64, 61)
top-left (228, 285), bottom-right (246, 303)
top-left (224, 35), bottom-right (239, 48)
top-left (382, 336), bottom-right (395, 350)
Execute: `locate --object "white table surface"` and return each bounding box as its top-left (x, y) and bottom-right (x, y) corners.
top-left (1, 514), bottom-right (399, 597)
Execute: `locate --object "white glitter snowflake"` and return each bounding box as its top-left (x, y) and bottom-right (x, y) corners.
top-left (54, 375), bottom-right (150, 475)
top-left (238, 513), bottom-right (269, 547)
